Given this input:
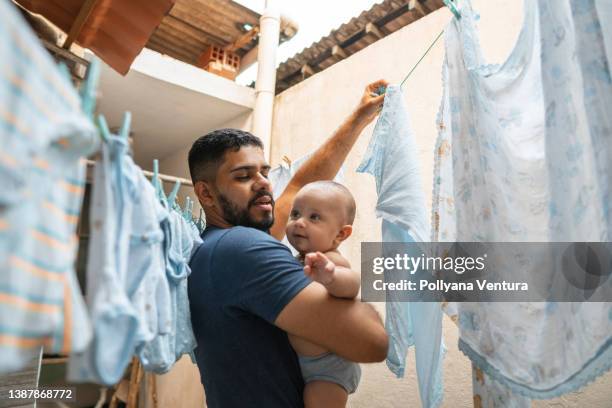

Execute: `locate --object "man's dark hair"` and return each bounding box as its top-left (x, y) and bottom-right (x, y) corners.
top-left (188, 128), bottom-right (263, 183)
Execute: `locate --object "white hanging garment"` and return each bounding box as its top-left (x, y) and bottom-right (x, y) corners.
top-left (433, 0), bottom-right (612, 398)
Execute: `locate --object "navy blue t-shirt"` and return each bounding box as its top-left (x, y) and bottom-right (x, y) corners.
top-left (188, 226), bottom-right (311, 408)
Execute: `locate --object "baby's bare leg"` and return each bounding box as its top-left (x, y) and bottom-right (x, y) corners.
top-left (304, 381), bottom-right (348, 408)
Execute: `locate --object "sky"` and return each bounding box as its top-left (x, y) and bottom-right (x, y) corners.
top-left (234, 0), bottom-right (382, 85)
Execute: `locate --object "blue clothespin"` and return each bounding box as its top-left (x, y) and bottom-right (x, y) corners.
top-left (183, 197), bottom-right (195, 222)
top-left (81, 58), bottom-right (101, 119)
top-left (119, 111), bottom-right (131, 140)
top-left (375, 85), bottom-right (387, 95)
top-left (168, 180), bottom-right (181, 210)
top-left (371, 85), bottom-right (387, 96)
top-left (182, 197), bottom-right (191, 220)
top-left (443, 0), bottom-right (461, 19)
top-left (188, 198), bottom-right (194, 220)
top-left (152, 159), bottom-right (167, 203)
top-left (97, 114), bottom-right (110, 143)
top-left (197, 208), bottom-right (206, 232)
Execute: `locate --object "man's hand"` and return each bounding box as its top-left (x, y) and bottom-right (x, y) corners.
top-left (354, 79), bottom-right (389, 128)
top-left (304, 252), bottom-right (336, 286)
top-left (270, 79), bottom-right (389, 241)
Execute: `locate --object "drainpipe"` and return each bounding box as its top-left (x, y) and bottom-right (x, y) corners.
top-left (239, 15), bottom-right (298, 74)
top-left (251, 0), bottom-right (280, 160)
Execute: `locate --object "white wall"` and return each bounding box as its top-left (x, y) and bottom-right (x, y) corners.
top-left (270, 1), bottom-right (612, 407)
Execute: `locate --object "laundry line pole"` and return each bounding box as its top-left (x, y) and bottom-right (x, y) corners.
top-left (251, 0), bottom-right (280, 160)
top-left (85, 159), bottom-right (193, 187)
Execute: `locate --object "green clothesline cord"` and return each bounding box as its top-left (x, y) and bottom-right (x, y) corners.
top-left (399, 29), bottom-right (445, 89)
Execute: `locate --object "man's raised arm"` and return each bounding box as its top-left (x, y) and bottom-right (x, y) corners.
top-left (275, 283), bottom-right (388, 363)
top-left (270, 79), bottom-right (388, 240)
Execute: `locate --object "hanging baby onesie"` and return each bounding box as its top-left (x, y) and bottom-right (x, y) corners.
top-left (138, 208), bottom-right (201, 373)
top-left (67, 135), bottom-right (140, 385)
top-left (68, 132), bottom-right (172, 385)
top-left (173, 213), bottom-right (202, 361)
top-left (433, 0), bottom-right (612, 399)
top-left (0, 1), bottom-right (97, 373)
top-left (357, 85), bottom-right (445, 408)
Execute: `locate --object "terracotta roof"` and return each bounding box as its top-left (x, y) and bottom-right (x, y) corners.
top-left (15, 0), bottom-right (175, 75)
top-left (276, 0), bottom-right (445, 93)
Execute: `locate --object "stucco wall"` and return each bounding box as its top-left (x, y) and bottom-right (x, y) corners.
top-left (270, 1), bottom-right (612, 407)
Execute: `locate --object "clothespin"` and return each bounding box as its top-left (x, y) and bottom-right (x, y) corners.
top-left (371, 85), bottom-right (387, 96)
top-left (168, 180), bottom-right (181, 210)
top-left (81, 58), bottom-right (101, 119)
top-left (443, 0), bottom-right (461, 19)
top-left (97, 115), bottom-right (111, 143)
top-left (119, 112), bottom-right (131, 140)
top-left (182, 197), bottom-right (192, 220)
top-left (188, 199), bottom-right (194, 222)
top-left (152, 159), bottom-right (167, 203)
top-left (197, 208), bottom-right (206, 231)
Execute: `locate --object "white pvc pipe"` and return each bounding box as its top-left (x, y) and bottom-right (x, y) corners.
top-left (251, 0), bottom-right (280, 160)
top-left (239, 15), bottom-right (298, 74)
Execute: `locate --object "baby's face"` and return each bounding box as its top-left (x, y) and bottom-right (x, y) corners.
top-left (286, 189), bottom-right (345, 254)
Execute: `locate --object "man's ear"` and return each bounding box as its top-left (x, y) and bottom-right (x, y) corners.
top-left (194, 180), bottom-right (216, 208)
top-left (335, 225), bottom-right (353, 244)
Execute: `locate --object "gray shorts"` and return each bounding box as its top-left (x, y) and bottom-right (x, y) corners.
top-left (298, 352), bottom-right (361, 394)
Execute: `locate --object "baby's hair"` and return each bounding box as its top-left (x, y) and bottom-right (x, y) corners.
top-left (302, 180), bottom-right (356, 225)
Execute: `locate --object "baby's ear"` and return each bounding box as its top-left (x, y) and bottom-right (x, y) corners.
top-left (336, 225), bottom-right (353, 243)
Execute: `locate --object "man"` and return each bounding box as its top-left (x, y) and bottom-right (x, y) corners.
top-left (188, 80), bottom-right (389, 407)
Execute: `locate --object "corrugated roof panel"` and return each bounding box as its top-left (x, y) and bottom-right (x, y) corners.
top-left (276, 0), bottom-right (445, 93)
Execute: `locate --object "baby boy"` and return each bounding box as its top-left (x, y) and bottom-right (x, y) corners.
top-left (286, 180), bottom-right (361, 408)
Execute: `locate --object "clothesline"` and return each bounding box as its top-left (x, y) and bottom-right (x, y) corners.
top-left (85, 159), bottom-right (194, 187)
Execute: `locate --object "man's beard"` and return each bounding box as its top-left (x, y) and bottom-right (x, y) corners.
top-left (218, 191), bottom-right (275, 231)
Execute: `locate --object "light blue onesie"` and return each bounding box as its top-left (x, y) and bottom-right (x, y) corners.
top-left (138, 208), bottom-right (201, 373)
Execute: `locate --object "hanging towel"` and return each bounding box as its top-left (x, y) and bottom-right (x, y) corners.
top-left (357, 85), bottom-right (445, 408)
top-left (433, 0), bottom-right (612, 398)
top-left (0, 0), bottom-right (97, 373)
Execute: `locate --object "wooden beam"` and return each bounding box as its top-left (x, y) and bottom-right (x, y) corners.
top-left (409, 0), bottom-right (426, 17)
top-left (63, 0), bottom-right (99, 49)
top-left (41, 38), bottom-right (90, 67)
top-left (365, 22), bottom-right (383, 40)
top-left (166, 14), bottom-right (228, 46)
top-left (126, 358), bottom-right (143, 408)
top-left (225, 26), bottom-right (259, 53)
top-left (331, 45), bottom-right (348, 60)
top-left (301, 64), bottom-right (315, 79)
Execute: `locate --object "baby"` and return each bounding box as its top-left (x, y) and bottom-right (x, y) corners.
top-left (286, 180), bottom-right (361, 408)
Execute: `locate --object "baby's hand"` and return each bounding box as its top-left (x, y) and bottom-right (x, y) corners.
top-left (303, 252), bottom-right (336, 286)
